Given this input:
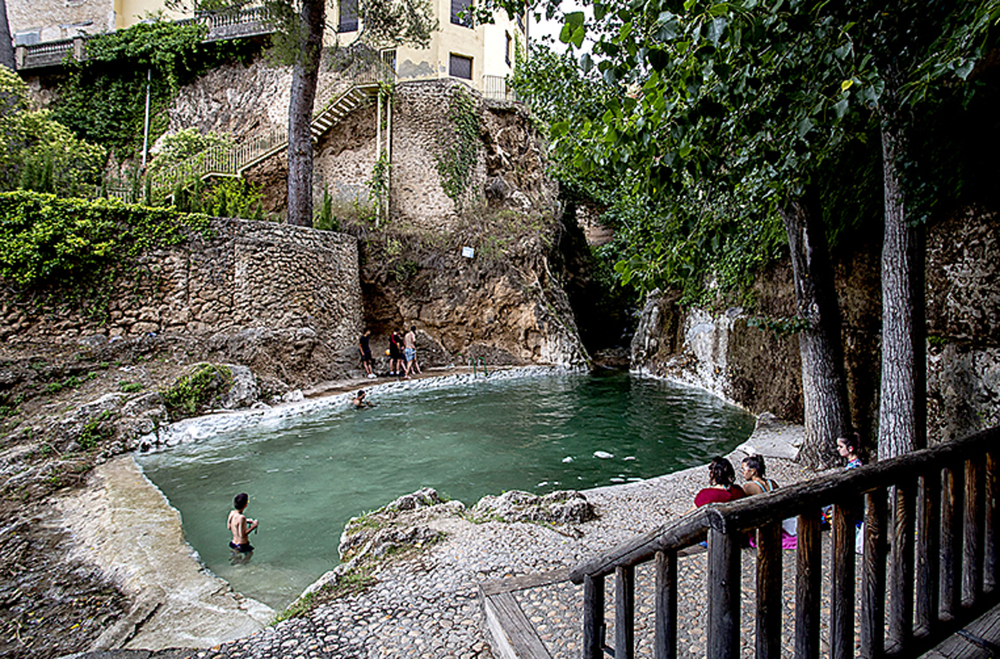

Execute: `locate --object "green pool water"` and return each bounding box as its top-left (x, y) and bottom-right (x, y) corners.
top-left (135, 370), bottom-right (754, 609)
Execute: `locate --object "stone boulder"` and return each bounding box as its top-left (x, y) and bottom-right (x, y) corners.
top-left (338, 487), bottom-right (464, 562)
top-left (470, 489), bottom-right (595, 525)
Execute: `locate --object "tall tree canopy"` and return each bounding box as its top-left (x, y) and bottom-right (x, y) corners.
top-left (503, 0), bottom-right (998, 462)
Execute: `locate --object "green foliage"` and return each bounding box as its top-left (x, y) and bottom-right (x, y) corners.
top-left (748, 315), bottom-right (813, 337)
top-left (367, 151), bottom-right (392, 221)
top-left (119, 381), bottom-right (144, 393)
top-left (149, 128), bottom-right (231, 175)
top-left (52, 19), bottom-right (258, 160)
top-left (78, 411), bottom-right (115, 451)
top-left (0, 67), bottom-right (106, 197)
top-left (314, 186), bottom-right (339, 231)
top-left (161, 363), bottom-right (233, 418)
top-left (0, 191), bottom-right (207, 289)
top-left (202, 178), bottom-right (265, 219)
top-left (436, 87), bottom-right (480, 209)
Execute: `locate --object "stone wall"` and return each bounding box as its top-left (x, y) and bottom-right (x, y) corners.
top-left (632, 208), bottom-right (1000, 445)
top-left (0, 219), bottom-right (364, 383)
top-left (6, 0), bottom-right (113, 43)
top-left (162, 60), bottom-right (555, 229)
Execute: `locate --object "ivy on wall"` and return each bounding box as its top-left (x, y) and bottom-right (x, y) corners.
top-left (436, 86), bottom-right (479, 209)
top-left (0, 190), bottom-right (209, 319)
top-left (52, 20), bottom-right (258, 160)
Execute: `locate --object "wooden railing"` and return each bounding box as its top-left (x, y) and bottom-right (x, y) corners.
top-left (570, 427), bottom-right (1000, 659)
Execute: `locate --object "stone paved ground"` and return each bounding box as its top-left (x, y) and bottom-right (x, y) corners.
top-left (121, 417), bottom-right (815, 659)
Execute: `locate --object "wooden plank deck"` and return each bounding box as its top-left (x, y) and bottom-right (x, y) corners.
top-left (921, 601), bottom-right (1000, 658)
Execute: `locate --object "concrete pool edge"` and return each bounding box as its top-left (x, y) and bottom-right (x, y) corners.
top-left (56, 455), bottom-right (275, 652)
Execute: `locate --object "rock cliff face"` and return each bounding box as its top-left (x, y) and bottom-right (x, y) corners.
top-left (632, 208), bottom-right (1000, 445)
top-left (158, 58), bottom-right (586, 369)
top-left (355, 213), bottom-right (589, 369)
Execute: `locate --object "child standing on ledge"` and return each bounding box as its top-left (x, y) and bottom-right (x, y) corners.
top-left (227, 492), bottom-right (258, 554)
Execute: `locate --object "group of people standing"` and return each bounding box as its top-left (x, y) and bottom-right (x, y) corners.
top-left (358, 327), bottom-right (422, 379)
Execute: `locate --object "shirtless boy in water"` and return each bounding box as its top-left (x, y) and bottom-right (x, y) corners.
top-left (227, 492), bottom-right (258, 553)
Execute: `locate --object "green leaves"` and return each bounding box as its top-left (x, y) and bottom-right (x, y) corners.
top-left (0, 190), bottom-right (206, 290)
top-left (560, 11), bottom-right (587, 48)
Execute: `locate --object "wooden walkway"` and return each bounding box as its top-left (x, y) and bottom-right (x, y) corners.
top-left (921, 600), bottom-right (1000, 658)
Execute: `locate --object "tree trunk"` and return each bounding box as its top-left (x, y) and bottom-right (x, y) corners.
top-left (0, 0), bottom-right (15, 71)
top-left (285, 0), bottom-right (324, 227)
top-left (878, 93), bottom-right (926, 460)
top-left (780, 194), bottom-right (852, 469)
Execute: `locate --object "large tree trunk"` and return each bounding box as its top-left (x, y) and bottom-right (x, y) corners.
top-left (780, 194), bottom-right (852, 469)
top-left (878, 92), bottom-right (926, 460)
top-left (0, 0), bottom-right (15, 71)
top-left (286, 0), bottom-right (325, 227)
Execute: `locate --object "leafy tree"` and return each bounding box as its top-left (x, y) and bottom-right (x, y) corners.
top-left (498, 0), bottom-right (997, 463)
top-left (0, 0), bottom-right (13, 71)
top-left (0, 67), bottom-right (106, 196)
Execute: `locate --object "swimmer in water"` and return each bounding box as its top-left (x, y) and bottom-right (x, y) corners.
top-left (352, 390), bottom-right (374, 409)
top-left (227, 492), bottom-right (258, 555)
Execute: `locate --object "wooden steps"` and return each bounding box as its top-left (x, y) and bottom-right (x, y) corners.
top-left (478, 570), bottom-right (568, 659)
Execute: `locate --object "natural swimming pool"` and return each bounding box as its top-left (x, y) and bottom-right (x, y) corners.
top-left (135, 370), bottom-right (754, 609)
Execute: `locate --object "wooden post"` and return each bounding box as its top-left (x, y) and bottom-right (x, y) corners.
top-left (755, 522), bottom-right (782, 659)
top-left (964, 458), bottom-right (984, 606)
top-left (987, 452), bottom-right (999, 594)
top-left (832, 502), bottom-right (856, 659)
top-left (615, 565), bottom-right (635, 659)
top-left (916, 471), bottom-right (941, 634)
top-left (583, 574), bottom-right (605, 659)
top-left (888, 481), bottom-right (915, 652)
top-left (795, 511), bottom-right (821, 659)
top-left (941, 465), bottom-right (964, 619)
top-left (654, 550), bottom-right (678, 659)
top-left (707, 528), bottom-right (740, 659)
top-left (861, 490), bottom-right (887, 659)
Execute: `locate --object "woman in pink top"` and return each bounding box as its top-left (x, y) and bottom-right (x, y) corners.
top-left (694, 456), bottom-right (746, 507)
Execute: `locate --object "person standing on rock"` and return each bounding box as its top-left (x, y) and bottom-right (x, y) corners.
top-left (358, 329), bottom-right (375, 379)
top-left (227, 492), bottom-right (258, 555)
top-left (403, 326), bottom-right (421, 378)
top-left (389, 330), bottom-right (404, 376)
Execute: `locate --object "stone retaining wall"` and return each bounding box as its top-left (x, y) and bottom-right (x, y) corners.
top-left (0, 218), bottom-right (363, 352)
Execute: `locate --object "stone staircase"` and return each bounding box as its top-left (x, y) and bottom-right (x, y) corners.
top-left (146, 67), bottom-right (387, 198)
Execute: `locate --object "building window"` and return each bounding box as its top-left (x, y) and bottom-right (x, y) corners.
top-left (516, 13), bottom-right (524, 32)
top-left (451, 0), bottom-right (473, 28)
top-left (505, 32), bottom-right (512, 66)
top-left (449, 54), bottom-right (473, 80)
top-left (339, 0), bottom-right (358, 32)
top-left (381, 49), bottom-right (397, 73)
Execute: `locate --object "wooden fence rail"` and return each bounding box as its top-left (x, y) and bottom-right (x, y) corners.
top-left (570, 427), bottom-right (1000, 659)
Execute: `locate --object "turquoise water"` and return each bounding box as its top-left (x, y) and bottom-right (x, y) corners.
top-left (135, 371), bottom-right (754, 609)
